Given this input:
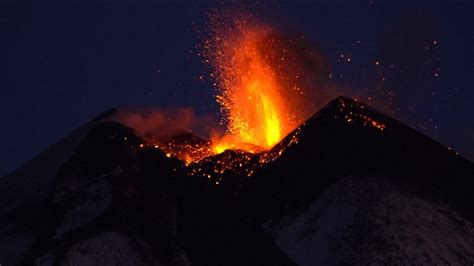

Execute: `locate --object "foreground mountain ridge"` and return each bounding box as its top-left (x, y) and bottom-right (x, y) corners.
top-left (0, 96), bottom-right (472, 265)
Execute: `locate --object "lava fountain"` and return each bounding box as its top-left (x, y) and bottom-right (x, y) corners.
top-left (202, 12), bottom-right (320, 154)
top-left (128, 12), bottom-right (326, 164)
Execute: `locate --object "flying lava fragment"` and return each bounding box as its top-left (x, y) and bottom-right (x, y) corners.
top-left (202, 11), bottom-right (319, 154)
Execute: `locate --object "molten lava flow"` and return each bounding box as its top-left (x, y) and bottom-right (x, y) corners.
top-left (204, 13), bottom-right (316, 154)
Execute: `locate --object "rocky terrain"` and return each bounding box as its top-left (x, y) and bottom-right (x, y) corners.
top-left (1, 97), bottom-right (473, 265)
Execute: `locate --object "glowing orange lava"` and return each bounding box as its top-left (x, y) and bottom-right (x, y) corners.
top-left (204, 13), bottom-right (315, 154)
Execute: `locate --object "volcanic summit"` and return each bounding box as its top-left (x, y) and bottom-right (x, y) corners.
top-left (0, 96), bottom-right (473, 265)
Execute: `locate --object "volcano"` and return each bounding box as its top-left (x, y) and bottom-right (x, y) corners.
top-left (1, 96), bottom-right (473, 265)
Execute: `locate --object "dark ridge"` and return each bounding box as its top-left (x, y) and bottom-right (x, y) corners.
top-left (3, 96), bottom-right (473, 265)
top-left (241, 96), bottom-right (474, 223)
top-left (90, 108), bottom-right (118, 123)
top-left (54, 121), bottom-right (142, 188)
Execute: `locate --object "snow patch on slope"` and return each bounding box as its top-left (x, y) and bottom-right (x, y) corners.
top-left (55, 179), bottom-right (112, 236)
top-left (361, 192), bottom-right (474, 264)
top-left (265, 176), bottom-right (474, 265)
top-left (60, 232), bottom-right (154, 266)
top-left (264, 176), bottom-right (360, 265)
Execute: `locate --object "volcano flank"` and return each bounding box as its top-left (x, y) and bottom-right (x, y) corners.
top-left (0, 97), bottom-right (473, 265)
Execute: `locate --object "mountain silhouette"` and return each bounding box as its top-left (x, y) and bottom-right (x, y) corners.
top-left (0, 96), bottom-right (472, 265)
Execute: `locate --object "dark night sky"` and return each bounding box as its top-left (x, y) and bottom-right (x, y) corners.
top-left (1, 0), bottom-right (473, 177)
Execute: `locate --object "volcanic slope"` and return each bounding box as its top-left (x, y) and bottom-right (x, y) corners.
top-left (0, 96), bottom-right (473, 265)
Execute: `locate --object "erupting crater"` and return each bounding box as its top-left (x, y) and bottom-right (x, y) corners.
top-left (128, 12), bottom-right (340, 176)
top-left (202, 12), bottom-right (320, 155)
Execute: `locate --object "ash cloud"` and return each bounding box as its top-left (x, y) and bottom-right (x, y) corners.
top-left (113, 108), bottom-right (219, 141)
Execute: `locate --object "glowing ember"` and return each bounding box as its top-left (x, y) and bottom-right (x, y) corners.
top-left (336, 98), bottom-right (387, 131)
top-left (203, 12), bottom-right (317, 154)
top-left (119, 12), bottom-right (391, 183)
